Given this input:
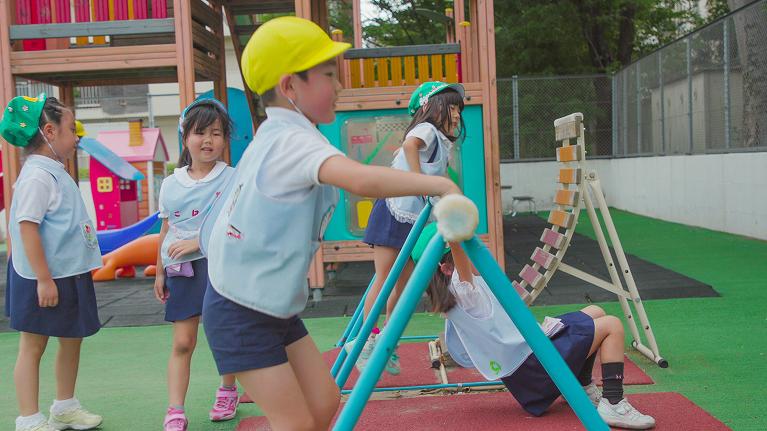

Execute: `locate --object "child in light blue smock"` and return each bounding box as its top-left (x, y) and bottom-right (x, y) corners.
top-left (359, 81), bottom-right (467, 375)
top-left (412, 223), bottom-right (656, 430)
top-left (200, 16), bottom-right (462, 430)
top-left (152, 99), bottom-right (239, 431)
top-left (2, 94), bottom-right (103, 431)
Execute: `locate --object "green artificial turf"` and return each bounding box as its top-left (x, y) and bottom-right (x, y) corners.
top-left (1, 209), bottom-right (765, 430)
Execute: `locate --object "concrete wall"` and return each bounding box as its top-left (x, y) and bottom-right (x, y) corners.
top-left (500, 152), bottom-right (767, 240)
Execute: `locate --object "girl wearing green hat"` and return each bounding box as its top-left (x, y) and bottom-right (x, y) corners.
top-left (413, 224), bottom-right (656, 430)
top-left (358, 81), bottom-right (465, 375)
top-left (1, 94), bottom-right (103, 431)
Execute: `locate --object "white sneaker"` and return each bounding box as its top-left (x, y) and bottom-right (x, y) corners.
top-left (16, 420), bottom-right (56, 431)
top-left (48, 406), bottom-right (102, 430)
top-left (597, 398), bottom-right (656, 429)
top-left (345, 335), bottom-right (377, 372)
top-left (583, 382), bottom-right (602, 407)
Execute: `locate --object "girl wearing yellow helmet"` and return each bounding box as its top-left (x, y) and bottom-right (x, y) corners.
top-left (201, 17), bottom-right (462, 430)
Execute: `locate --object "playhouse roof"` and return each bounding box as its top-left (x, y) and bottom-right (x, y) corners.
top-left (95, 128), bottom-right (169, 163)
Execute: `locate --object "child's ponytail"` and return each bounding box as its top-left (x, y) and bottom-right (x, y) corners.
top-left (426, 254), bottom-right (458, 313)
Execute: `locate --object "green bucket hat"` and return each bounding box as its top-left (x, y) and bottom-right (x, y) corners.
top-left (407, 81), bottom-right (465, 116)
top-left (0, 93), bottom-right (47, 148)
top-left (411, 222), bottom-right (451, 263)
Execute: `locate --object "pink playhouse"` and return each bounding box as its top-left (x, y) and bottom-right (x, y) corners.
top-left (93, 119), bottom-right (168, 230)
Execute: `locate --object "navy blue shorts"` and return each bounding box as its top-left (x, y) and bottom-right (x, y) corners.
top-left (164, 258), bottom-right (208, 322)
top-left (501, 311), bottom-right (595, 416)
top-left (4, 258), bottom-right (100, 338)
top-left (362, 199), bottom-right (415, 249)
top-left (202, 282), bottom-right (309, 375)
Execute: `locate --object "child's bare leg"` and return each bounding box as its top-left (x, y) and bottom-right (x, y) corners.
top-left (588, 315), bottom-right (625, 363)
top-left (221, 374), bottom-right (236, 387)
top-left (363, 246), bottom-right (398, 322)
top-left (167, 317), bottom-right (199, 407)
top-left (386, 259), bottom-right (414, 318)
top-left (15, 332), bottom-right (49, 416)
top-left (580, 305), bottom-right (606, 320)
top-left (55, 337), bottom-right (82, 400)
top-left (286, 335), bottom-right (341, 430)
top-left (235, 360), bottom-right (328, 430)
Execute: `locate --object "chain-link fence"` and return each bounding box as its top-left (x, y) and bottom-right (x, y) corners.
top-left (501, 0), bottom-right (767, 161)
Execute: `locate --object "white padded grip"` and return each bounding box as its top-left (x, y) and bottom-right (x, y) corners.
top-left (433, 194), bottom-right (479, 242)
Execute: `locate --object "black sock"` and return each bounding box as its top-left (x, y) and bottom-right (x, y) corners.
top-left (601, 362), bottom-right (625, 404)
top-left (578, 354), bottom-right (597, 386)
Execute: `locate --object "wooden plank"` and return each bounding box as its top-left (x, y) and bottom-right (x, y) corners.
top-left (190, 0), bottom-right (221, 30)
top-left (11, 43), bottom-right (175, 59)
top-left (548, 209), bottom-right (575, 229)
top-left (531, 247), bottom-right (556, 270)
top-left (554, 189), bottom-right (579, 207)
top-left (12, 54), bottom-right (177, 74)
top-left (11, 46), bottom-right (176, 65)
top-left (430, 54), bottom-right (443, 81)
top-left (403, 56), bottom-right (416, 85)
top-left (556, 144), bottom-right (581, 162)
top-left (444, 53), bottom-right (458, 83)
top-left (417, 55), bottom-right (429, 83)
top-left (362, 57), bottom-right (374, 87)
top-left (175, 0), bottom-right (196, 107)
top-left (540, 228), bottom-right (566, 249)
top-left (10, 18), bottom-right (176, 39)
top-left (377, 58), bottom-right (390, 87)
top-left (193, 48), bottom-right (220, 80)
top-left (519, 265), bottom-right (543, 289)
top-left (554, 113), bottom-right (583, 141)
top-left (389, 56), bottom-right (402, 86)
top-left (344, 43), bottom-right (460, 59)
top-left (557, 168), bottom-right (582, 184)
top-left (349, 58), bottom-right (361, 88)
top-left (191, 20), bottom-right (220, 56)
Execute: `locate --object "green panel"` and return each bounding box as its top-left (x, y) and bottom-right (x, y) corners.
top-left (318, 105), bottom-right (487, 241)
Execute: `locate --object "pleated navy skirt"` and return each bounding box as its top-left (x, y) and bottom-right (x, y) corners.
top-left (163, 258), bottom-right (209, 322)
top-left (5, 258), bottom-right (100, 338)
top-left (362, 199), bottom-right (415, 250)
top-left (501, 311), bottom-right (595, 416)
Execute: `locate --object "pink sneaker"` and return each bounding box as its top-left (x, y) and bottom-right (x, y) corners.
top-left (164, 408), bottom-right (187, 431)
top-left (209, 386), bottom-right (239, 422)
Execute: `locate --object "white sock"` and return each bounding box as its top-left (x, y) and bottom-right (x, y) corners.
top-left (16, 412), bottom-right (46, 429)
top-left (51, 397), bottom-right (80, 415)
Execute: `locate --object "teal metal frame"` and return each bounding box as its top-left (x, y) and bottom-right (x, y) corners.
top-left (331, 205), bottom-right (608, 430)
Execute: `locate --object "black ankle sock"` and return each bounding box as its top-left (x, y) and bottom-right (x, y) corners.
top-left (578, 354), bottom-right (597, 386)
top-left (601, 362), bottom-right (625, 404)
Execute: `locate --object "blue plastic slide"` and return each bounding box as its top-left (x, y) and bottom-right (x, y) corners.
top-left (97, 212), bottom-right (160, 254)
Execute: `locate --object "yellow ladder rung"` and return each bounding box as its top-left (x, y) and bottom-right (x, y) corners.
top-left (557, 168), bottom-right (582, 184)
top-left (556, 145), bottom-right (581, 162)
top-left (548, 210), bottom-right (575, 229)
top-left (554, 190), bottom-right (579, 207)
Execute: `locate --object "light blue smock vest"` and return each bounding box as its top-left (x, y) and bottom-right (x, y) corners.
top-left (385, 122), bottom-right (450, 224)
top-left (9, 156), bottom-right (102, 279)
top-left (159, 164), bottom-right (235, 268)
top-left (205, 116), bottom-right (338, 318)
top-left (444, 275), bottom-right (533, 380)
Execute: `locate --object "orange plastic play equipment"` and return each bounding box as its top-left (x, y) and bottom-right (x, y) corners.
top-left (92, 233), bottom-right (159, 281)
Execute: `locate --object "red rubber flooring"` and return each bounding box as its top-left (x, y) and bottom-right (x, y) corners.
top-left (237, 391), bottom-right (730, 430)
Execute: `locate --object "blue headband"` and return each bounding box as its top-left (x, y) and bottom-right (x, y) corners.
top-left (178, 97), bottom-right (227, 135)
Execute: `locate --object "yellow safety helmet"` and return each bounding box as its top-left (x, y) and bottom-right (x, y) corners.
top-left (241, 16), bottom-right (351, 95)
top-left (75, 120), bottom-right (86, 137)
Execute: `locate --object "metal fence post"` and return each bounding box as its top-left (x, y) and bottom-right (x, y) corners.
top-left (622, 71), bottom-right (628, 156)
top-left (611, 74), bottom-right (618, 156)
top-left (636, 61), bottom-right (642, 153)
top-left (658, 52), bottom-right (665, 155)
top-left (686, 37), bottom-right (693, 154)
top-left (512, 75), bottom-right (520, 160)
top-left (723, 19), bottom-right (731, 149)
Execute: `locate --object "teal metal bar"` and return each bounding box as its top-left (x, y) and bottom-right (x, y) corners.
top-left (334, 232), bottom-right (446, 431)
top-left (340, 380), bottom-right (502, 394)
top-left (463, 237), bottom-right (608, 430)
top-left (335, 275), bottom-right (376, 347)
top-left (334, 203), bottom-right (433, 388)
top-left (400, 335), bottom-right (439, 341)
top-left (331, 311), bottom-right (364, 377)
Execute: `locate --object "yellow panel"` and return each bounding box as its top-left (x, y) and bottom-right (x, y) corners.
top-left (390, 57), bottom-right (403, 86)
top-left (403, 56), bottom-right (416, 85)
top-left (350, 59), bottom-right (362, 88)
top-left (557, 168), bottom-right (581, 184)
top-left (417, 55), bottom-right (430, 83)
top-left (430, 54), bottom-right (443, 81)
top-left (357, 200), bottom-right (374, 229)
top-left (556, 145), bottom-right (581, 162)
top-left (97, 177), bottom-right (113, 193)
top-left (108, 0), bottom-right (115, 20)
top-left (548, 210), bottom-right (574, 229)
top-left (444, 53), bottom-right (458, 83)
top-left (363, 58), bottom-right (375, 88)
top-left (378, 58), bottom-right (390, 86)
top-left (554, 190), bottom-right (579, 207)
